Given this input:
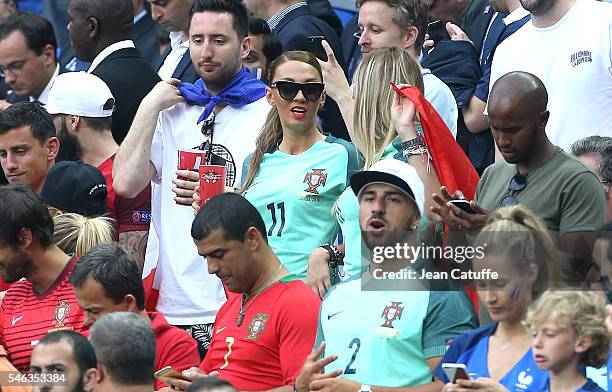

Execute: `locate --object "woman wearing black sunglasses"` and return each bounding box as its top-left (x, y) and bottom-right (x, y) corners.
top-left (239, 51), bottom-right (361, 281)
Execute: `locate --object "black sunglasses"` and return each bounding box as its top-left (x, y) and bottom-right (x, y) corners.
top-left (271, 81), bottom-right (324, 101)
top-left (500, 173), bottom-right (527, 207)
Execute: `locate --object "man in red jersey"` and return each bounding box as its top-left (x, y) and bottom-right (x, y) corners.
top-left (164, 193), bottom-right (320, 391)
top-left (0, 184), bottom-right (86, 371)
top-left (69, 243), bottom-right (200, 391)
top-left (45, 71), bottom-right (151, 269)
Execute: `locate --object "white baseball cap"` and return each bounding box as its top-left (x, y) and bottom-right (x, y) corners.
top-left (45, 72), bottom-right (115, 117)
top-left (350, 159), bottom-right (425, 217)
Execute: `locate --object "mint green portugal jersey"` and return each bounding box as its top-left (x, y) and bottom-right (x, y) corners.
top-left (335, 139), bottom-right (405, 278)
top-left (242, 136), bottom-right (361, 279)
top-left (318, 274), bottom-right (477, 387)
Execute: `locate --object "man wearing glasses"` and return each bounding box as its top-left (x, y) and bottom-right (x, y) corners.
top-left (0, 12), bottom-right (61, 110)
top-left (432, 71), bottom-right (605, 282)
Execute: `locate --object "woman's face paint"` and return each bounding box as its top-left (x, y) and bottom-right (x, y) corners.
top-left (510, 284), bottom-right (521, 300)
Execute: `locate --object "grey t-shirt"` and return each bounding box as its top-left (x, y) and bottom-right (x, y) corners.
top-left (475, 147), bottom-right (605, 233)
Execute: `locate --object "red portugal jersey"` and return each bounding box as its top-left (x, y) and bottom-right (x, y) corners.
top-left (0, 256), bottom-right (87, 371)
top-left (150, 311), bottom-right (200, 390)
top-left (201, 277), bottom-right (320, 391)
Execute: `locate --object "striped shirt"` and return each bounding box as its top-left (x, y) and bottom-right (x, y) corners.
top-left (267, 2), bottom-right (307, 30)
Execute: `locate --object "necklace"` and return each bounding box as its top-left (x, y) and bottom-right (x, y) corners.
top-left (237, 263), bottom-right (283, 327)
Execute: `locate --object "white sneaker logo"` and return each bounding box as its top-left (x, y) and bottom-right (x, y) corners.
top-left (11, 315), bottom-right (23, 326)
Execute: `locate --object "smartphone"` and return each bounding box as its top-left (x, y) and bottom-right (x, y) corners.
top-left (427, 20), bottom-right (449, 44)
top-left (154, 366), bottom-right (188, 381)
top-left (442, 363), bottom-right (472, 383)
top-left (307, 36), bottom-right (328, 62)
top-left (449, 199), bottom-right (475, 214)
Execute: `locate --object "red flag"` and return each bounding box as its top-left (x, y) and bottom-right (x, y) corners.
top-left (391, 84), bottom-right (479, 199)
top-left (392, 84), bottom-right (480, 312)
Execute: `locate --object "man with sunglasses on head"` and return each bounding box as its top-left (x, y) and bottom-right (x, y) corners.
top-left (320, 0), bottom-right (458, 139)
top-left (432, 71), bottom-right (605, 281)
top-left (113, 0), bottom-right (271, 358)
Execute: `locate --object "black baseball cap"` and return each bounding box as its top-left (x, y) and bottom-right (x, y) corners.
top-left (41, 161), bottom-right (108, 217)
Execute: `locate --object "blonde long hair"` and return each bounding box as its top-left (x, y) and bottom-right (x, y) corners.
top-left (241, 51), bottom-right (323, 192)
top-left (352, 47), bottom-right (424, 169)
top-left (53, 213), bottom-right (115, 256)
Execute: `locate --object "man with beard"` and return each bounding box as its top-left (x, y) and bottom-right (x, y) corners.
top-left (488, 0), bottom-right (611, 152)
top-left (30, 331), bottom-right (97, 392)
top-left (294, 159), bottom-right (477, 392)
top-left (0, 184), bottom-right (86, 371)
top-left (113, 0), bottom-right (271, 357)
top-left (432, 72), bottom-right (605, 280)
top-left (45, 72), bottom-right (151, 269)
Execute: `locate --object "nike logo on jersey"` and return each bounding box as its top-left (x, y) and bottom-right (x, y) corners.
top-left (327, 311), bottom-right (343, 320)
top-left (11, 315), bottom-right (23, 325)
top-left (216, 326), bottom-right (227, 334)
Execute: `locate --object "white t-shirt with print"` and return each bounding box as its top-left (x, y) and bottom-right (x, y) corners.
top-left (149, 98), bottom-right (270, 325)
top-left (489, 0), bottom-right (612, 151)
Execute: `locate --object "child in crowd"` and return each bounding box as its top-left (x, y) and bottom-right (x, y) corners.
top-left (526, 290), bottom-right (609, 392)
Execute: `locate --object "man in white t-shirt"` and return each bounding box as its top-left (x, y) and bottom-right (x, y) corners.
top-left (489, 0), bottom-right (612, 152)
top-left (112, 0), bottom-right (270, 357)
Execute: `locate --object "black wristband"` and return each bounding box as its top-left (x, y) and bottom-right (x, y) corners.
top-left (401, 136), bottom-right (424, 150)
top-left (320, 244), bottom-right (343, 268)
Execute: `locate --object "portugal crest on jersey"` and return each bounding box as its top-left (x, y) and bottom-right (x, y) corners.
top-left (381, 301), bottom-right (403, 328)
top-left (54, 300), bottom-right (71, 328)
top-left (304, 169), bottom-right (327, 194)
top-left (246, 313), bottom-right (269, 340)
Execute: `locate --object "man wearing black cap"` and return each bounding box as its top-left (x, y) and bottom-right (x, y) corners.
top-left (40, 161), bottom-right (108, 218)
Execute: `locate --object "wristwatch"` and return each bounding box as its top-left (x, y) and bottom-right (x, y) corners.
top-left (360, 385), bottom-right (372, 392)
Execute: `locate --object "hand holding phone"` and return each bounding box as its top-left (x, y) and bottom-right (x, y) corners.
top-left (449, 199), bottom-right (475, 214)
top-left (442, 363), bottom-right (472, 383)
top-left (307, 36), bottom-right (328, 62)
top-left (427, 20), bottom-right (450, 44)
top-left (154, 366), bottom-right (188, 382)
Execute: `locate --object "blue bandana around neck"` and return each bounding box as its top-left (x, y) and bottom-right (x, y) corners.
top-left (178, 67), bottom-right (267, 124)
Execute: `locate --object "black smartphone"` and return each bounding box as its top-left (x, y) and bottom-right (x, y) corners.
top-left (427, 20), bottom-right (449, 44)
top-left (449, 199), bottom-right (475, 214)
top-left (307, 36), bottom-right (328, 62)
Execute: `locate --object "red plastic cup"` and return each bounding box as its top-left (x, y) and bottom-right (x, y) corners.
top-left (199, 165), bottom-right (227, 206)
top-left (178, 149), bottom-right (206, 180)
